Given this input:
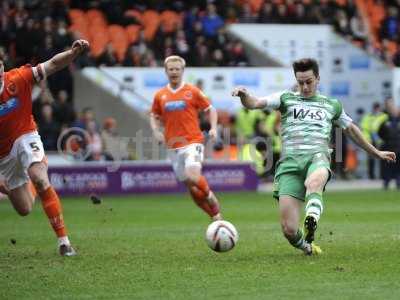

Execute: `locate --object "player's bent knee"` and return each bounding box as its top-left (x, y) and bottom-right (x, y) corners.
top-left (305, 178), bottom-right (324, 192)
top-left (28, 164), bottom-right (50, 192)
top-left (15, 202), bottom-right (33, 216)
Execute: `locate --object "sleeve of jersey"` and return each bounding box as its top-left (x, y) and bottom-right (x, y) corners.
top-left (197, 89), bottom-right (211, 111)
top-left (335, 110), bottom-right (353, 129)
top-left (31, 64), bottom-right (46, 83)
top-left (17, 64), bottom-right (46, 85)
top-left (151, 95), bottom-right (162, 116)
top-left (258, 91), bottom-right (284, 109)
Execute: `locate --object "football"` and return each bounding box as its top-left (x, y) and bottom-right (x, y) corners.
top-left (205, 220), bottom-right (239, 252)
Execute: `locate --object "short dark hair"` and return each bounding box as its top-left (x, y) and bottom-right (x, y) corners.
top-left (292, 58), bottom-right (319, 77)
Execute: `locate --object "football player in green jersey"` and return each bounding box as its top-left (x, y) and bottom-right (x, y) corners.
top-left (232, 58), bottom-right (396, 255)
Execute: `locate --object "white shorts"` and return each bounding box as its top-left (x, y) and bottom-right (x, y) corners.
top-left (0, 132), bottom-right (45, 190)
top-left (167, 143), bottom-right (204, 182)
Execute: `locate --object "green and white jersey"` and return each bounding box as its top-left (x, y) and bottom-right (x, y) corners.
top-left (259, 91), bottom-right (353, 156)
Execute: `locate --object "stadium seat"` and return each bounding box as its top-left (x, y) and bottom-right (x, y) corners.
top-left (125, 25), bottom-right (141, 44)
top-left (108, 25), bottom-right (129, 61)
top-left (142, 10), bottom-right (160, 41)
top-left (86, 9), bottom-right (104, 20)
top-left (125, 9), bottom-right (143, 25)
top-left (91, 28), bottom-right (110, 57)
top-left (69, 9), bottom-right (85, 22)
top-left (160, 10), bottom-right (182, 33)
top-left (69, 23), bottom-right (90, 41)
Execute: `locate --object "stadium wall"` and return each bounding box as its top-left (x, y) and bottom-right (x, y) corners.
top-left (74, 70), bottom-right (153, 147)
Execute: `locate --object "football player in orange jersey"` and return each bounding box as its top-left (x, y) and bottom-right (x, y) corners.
top-left (0, 39), bottom-right (89, 256)
top-left (150, 55), bottom-right (223, 221)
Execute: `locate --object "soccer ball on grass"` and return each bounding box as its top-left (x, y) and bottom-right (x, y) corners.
top-left (205, 220), bottom-right (239, 252)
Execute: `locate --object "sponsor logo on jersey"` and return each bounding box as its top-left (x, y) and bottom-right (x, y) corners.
top-left (292, 106), bottom-right (326, 121)
top-left (6, 82), bottom-right (17, 95)
top-left (0, 97), bottom-right (19, 116)
top-left (164, 100), bottom-right (186, 111)
top-left (184, 90), bottom-right (193, 99)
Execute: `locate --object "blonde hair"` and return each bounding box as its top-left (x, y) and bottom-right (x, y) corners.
top-left (164, 55), bottom-right (186, 68)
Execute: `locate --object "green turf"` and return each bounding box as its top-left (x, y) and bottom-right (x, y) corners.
top-left (0, 190), bottom-right (399, 299)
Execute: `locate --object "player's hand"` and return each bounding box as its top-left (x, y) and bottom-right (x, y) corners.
top-left (377, 151), bottom-right (396, 162)
top-left (208, 128), bottom-right (218, 143)
top-left (153, 130), bottom-right (165, 144)
top-left (232, 86), bottom-right (248, 98)
top-left (71, 39), bottom-right (90, 55)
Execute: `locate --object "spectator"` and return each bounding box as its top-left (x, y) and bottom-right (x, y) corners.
top-left (73, 107), bottom-right (96, 130)
top-left (276, 4), bottom-right (290, 24)
top-left (229, 41), bottom-right (249, 66)
top-left (210, 49), bottom-right (226, 66)
top-left (201, 3), bottom-right (224, 38)
top-left (140, 49), bottom-right (157, 67)
top-left (315, 0), bottom-right (336, 24)
top-left (101, 117), bottom-right (131, 161)
top-left (38, 103), bottom-right (61, 151)
top-left (53, 90), bottom-right (76, 127)
top-left (97, 44), bottom-right (119, 66)
top-left (53, 19), bottom-right (73, 51)
top-left (123, 44), bottom-right (141, 66)
top-left (378, 98), bottom-right (400, 189)
top-left (379, 6), bottom-right (399, 41)
top-left (392, 44), bottom-right (400, 66)
top-left (333, 9), bottom-right (352, 38)
top-left (258, 2), bottom-right (277, 24)
top-left (175, 29), bottom-right (190, 62)
top-left (32, 81), bottom-right (54, 124)
top-left (350, 10), bottom-right (369, 47)
top-left (238, 3), bottom-right (256, 23)
top-left (85, 120), bottom-right (103, 161)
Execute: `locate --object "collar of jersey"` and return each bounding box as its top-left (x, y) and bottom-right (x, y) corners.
top-left (167, 82), bottom-right (185, 94)
top-left (300, 93), bottom-right (320, 100)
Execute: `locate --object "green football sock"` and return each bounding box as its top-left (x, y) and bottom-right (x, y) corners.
top-left (305, 192), bottom-right (323, 222)
top-left (288, 229), bottom-right (308, 250)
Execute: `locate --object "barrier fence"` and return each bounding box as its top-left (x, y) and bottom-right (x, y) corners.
top-left (48, 161), bottom-right (258, 196)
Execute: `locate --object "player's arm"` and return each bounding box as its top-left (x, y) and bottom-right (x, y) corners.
top-left (204, 105), bottom-right (218, 142)
top-left (40, 39), bottom-right (89, 77)
top-left (231, 86), bottom-right (266, 109)
top-left (232, 87), bottom-right (281, 110)
top-left (344, 122), bottom-right (396, 162)
top-left (149, 113), bottom-right (164, 143)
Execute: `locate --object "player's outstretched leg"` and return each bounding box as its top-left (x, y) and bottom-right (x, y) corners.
top-left (279, 195), bottom-right (312, 254)
top-left (28, 162), bottom-right (76, 256)
top-left (304, 192), bottom-right (323, 243)
top-left (304, 167), bottom-right (329, 246)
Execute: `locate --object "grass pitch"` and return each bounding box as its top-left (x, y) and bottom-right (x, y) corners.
top-left (0, 190), bottom-right (399, 299)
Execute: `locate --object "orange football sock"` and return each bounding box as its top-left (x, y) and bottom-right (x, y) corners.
top-left (196, 176), bottom-right (220, 216)
top-left (189, 185), bottom-right (214, 217)
top-left (196, 176), bottom-right (210, 197)
top-left (39, 186), bottom-right (67, 238)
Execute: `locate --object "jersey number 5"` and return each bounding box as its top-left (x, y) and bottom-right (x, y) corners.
top-left (29, 142), bottom-right (40, 152)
